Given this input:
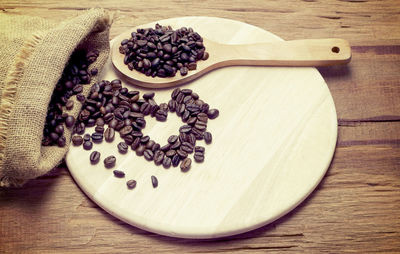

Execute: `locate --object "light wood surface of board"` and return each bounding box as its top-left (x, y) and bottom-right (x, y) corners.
top-left (112, 33), bottom-right (351, 88)
top-left (1, 0), bottom-right (400, 253)
top-left (66, 17), bottom-right (337, 239)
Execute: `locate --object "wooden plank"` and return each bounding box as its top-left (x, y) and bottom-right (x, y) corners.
top-left (1, 142), bottom-right (399, 253)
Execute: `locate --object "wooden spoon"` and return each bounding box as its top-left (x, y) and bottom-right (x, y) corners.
top-left (111, 34), bottom-right (351, 88)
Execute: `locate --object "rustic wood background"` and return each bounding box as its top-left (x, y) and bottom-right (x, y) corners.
top-left (1, 0), bottom-right (399, 253)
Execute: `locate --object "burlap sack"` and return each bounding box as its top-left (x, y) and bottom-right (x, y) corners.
top-left (0, 9), bottom-right (112, 187)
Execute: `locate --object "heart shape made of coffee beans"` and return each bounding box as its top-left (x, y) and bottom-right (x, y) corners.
top-left (71, 79), bottom-right (219, 182)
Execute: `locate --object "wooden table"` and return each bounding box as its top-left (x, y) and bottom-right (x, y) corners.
top-left (1, 1), bottom-right (399, 253)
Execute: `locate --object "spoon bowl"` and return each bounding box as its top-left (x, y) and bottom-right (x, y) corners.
top-left (111, 29), bottom-right (351, 88)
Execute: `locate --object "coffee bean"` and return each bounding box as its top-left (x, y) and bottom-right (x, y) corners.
top-left (57, 136), bottom-right (66, 147)
top-left (104, 127), bottom-right (115, 142)
top-left (170, 140), bottom-right (181, 150)
top-left (201, 103), bottom-right (209, 113)
top-left (140, 102), bottom-right (151, 115)
top-left (91, 132), bottom-right (103, 143)
top-left (73, 85), bottom-right (83, 94)
top-left (104, 155), bottom-right (116, 168)
top-left (131, 137), bottom-right (140, 150)
top-left (179, 133), bottom-right (187, 143)
top-left (180, 67), bottom-right (188, 76)
top-left (166, 149), bottom-right (176, 157)
top-left (162, 156), bottom-right (172, 168)
top-left (204, 131), bottom-right (212, 144)
top-left (72, 135), bottom-right (83, 146)
top-left (152, 143), bottom-right (160, 152)
top-left (155, 109), bottom-right (168, 121)
top-left (188, 133), bottom-right (196, 145)
top-left (154, 150), bottom-right (165, 165)
top-left (120, 125), bottom-right (133, 137)
top-left (136, 145), bottom-right (145, 156)
top-left (140, 135), bottom-right (150, 144)
top-left (195, 146), bottom-right (205, 153)
top-left (91, 68), bottom-right (98, 75)
top-left (55, 124), bottom-right (64, 135)
top-left (151, 175), bottom-right (158, 188)
top-left (132, 131), bottom-right (143, 138)
top-left (202, 51), bottom-right (209, 60)
top-left (83, 140), bottom-right (93, 150)
top-left (176, 149), bottom-right (188, 158)
top-left (118, 142), bottom-right (129, 154)
top-left (146, 140), bottom-right (155, 149)
top-left (207, 108), bottom-right (219, 119)
top-left (49, 132), bottom-right (59, 142)
top-left (65, 115), bottom-right (75, 128)
top-left (176, 104), bottom-right (185, 117)
top-left (83, 134), bottom-right (91, 141)
top-left (168, 135), bottom-right (178, 144)
top-left (179, 125), bottom-right (192, 133)
top-left (181, 89), bottom-right (192, 95)
top-left (171, 88), bottom-right (180, 99)
top-left (90, 151), bottom-right (100, 164)
top-left (168, 100), bottom-right (177, 112)
top-left (187, 117), bottom-right (197, 125)
top-left (144, 149), bottom-right (154, 161)
top-left (187, 62), bottom-right (197, 70)
top-left (194, 121), bottom-right (207, 131)
top-left (160, 144), bottom-right (171, 152)
top-left (127, 179), bottom-right (137, 189)
top-left (66, 100), bottom-right (74, 110)
top-left (95, 125), bottom-right (104, 133)
top-left (143, 92), bottom-right (155, 100)
top-left (197, 112), bottom-right (208, 123)
top-left (172, 154), bottom-right (180, 167)
top-left (76, 94), bottom-right (85, 102)
top-left (181, 142), bottom-right (194, 153)
top-left (194, 152), bottom-right (204, 162)
top-left (113, 170), bottom-right (125, 178)
top-left (176, 93), bottom-right (185, 105)
top-left (180, 157), bottom-right (191, 172)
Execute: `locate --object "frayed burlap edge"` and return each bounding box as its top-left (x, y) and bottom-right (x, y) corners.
top-left (0, 31), bottom-right (46, 187)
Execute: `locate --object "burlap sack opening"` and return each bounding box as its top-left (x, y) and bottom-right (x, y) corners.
top-left (0, 9), bottom-right (112, 187)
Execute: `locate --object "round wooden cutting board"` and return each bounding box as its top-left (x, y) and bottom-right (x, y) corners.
top-left (66, 17), bottom-right (337, 239)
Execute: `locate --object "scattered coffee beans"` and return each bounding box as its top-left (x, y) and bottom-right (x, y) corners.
top-left (119, 24), bottom-right (209, 78)
top-left (104, 155), bottom-right (116, 168)
top-left (151, 175), bottom-right (158, 188)
top-left (127, 179), bottom-right (137, 189)
top-left (83, 140), bottom-right (93, 150)
top-left (42, 49), bottom-right (99, 147)
top-left (180, 157), bottom-right (192, 172)
top-left (72, 135), bottom-right (83, 146)
top-left (90, 151), bottom-right (101, 164)
top-left (113, 170), bottom-right (125, 178)
top-left (117, 142), bottom-right (128, 154)
top-left (71, 78), bottom-right (220, 190)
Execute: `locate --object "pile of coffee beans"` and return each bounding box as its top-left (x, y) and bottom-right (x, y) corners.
top-left (42, 49), bottom-right (99, 147)
top-left (71, 78), bottom-right (219, 189)
top-left (119, 24), bottom-right (209, 78)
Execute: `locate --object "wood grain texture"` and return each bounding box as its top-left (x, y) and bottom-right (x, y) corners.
top-left (1, 0), bottom-right (400, 252)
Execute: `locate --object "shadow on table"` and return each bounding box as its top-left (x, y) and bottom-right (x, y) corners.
top-left (0, 163), bottom-right (65, 211)
top-left (317, 64), bottom-right (351, 79)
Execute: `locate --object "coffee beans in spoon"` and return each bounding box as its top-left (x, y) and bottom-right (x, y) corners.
top-left (119, 24), bottom-right (209, 78)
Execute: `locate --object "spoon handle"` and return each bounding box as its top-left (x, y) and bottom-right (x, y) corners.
top-left (218, 38), bottom-right (351, 67)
